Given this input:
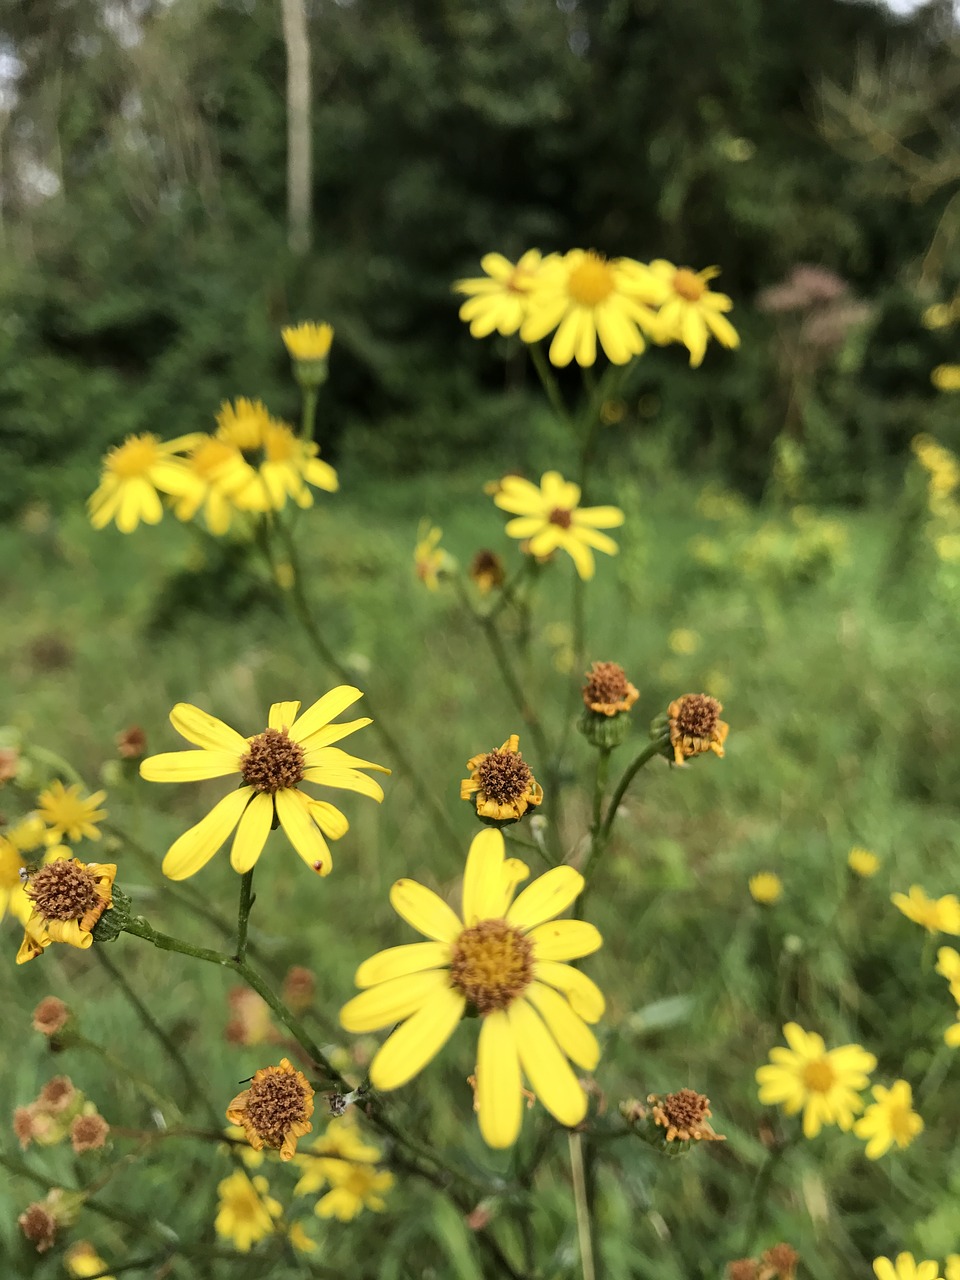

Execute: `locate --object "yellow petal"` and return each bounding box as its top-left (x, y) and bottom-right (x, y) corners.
top-left (275, 788), bottom-right (332, 875)
top-left (504, 516), bottom-right (547, 538)
top-left (169, 703), bottom-right (248, 754)
top-left (390, 879), bottom-right (463, 942)
top-left (507, 865), bottom-right (584, 931)
top-left (533, 961), bottom-right (605, 1022)
top-left (302, 746), bottom-right (390, 774)
top-left (560, 535), bottom-right (595, 581)
top-left (307, 800), bottom-right (349, 840)
top-left (230, 792), bottom-right (273, 873)
top-left (476, 1010), bottom-right (523, 1148)
top-left (161, 788), bottom-right (252, 880)
top-left (301, 767), bottom-right (385, 802)
top-left (139, 750), bottom-right (240, 783)
top-left (461, 828), bottom-right (507, 926)
top-left (296, 716), bottom-right (373, 751)
top-left (355, 941), bottom-right (452, 988)
top-left (289, 687), bottom-right (365, 743)
top-left (368, 985), bottom-right (465, 1090)
top-left (268, 701), bottom-right (301, 731)
top-left (528, 919), bottom-right (602, 961)
top-left (340, 969), bottom-right (453, 1034)
top-left (508, 998), bottom-right (588, 1127)
top-left (572, 505), bottom-right (624, 529)
top-left (525, 982), bottom-right (599, 1070)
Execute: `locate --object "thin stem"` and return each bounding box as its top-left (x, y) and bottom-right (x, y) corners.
top-left (301, 385), bottom-right (318, 441)
top-left (568, 1131), bottom-right (596, 1280)
top-left (578, 746), bottom-right (611, 884)
top-left (236, 868), bottom-right (255, 962)
top-left (528, 343), bottom-right (571, 428)
top-left (598, 737), bottom-right (668, 845)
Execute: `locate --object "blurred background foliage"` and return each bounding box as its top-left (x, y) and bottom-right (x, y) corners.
top-left (4, 0), bottom-right (960, 512)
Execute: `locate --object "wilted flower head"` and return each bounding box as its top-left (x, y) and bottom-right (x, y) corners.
top-left (663, 693), bottom-right (729, 765)
top-left (282, 966), bottom-right (316, 1014)
top-left (226, 1058), bottom-right (315, 1161)
top-left (32, 995), bottom-right (70, 1036)
top-left (461, 734), bottom-right (543, 825)
top-left (647, 1089), bottom-right (725, 1143)
top-left (0, 746), bottom-right (20, 783)
top-left (761, 1243), bottom-right (800, 1279)
top-left (469, 549), bottom-right (506, 595)
top-left (582, 662), bottom-right (639, 717)
top-left (71, 1110), bottom-right (110, 1154)
top-left (116, 726), bottom-right (147, 760)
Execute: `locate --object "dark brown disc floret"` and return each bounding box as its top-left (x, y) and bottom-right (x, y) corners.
top-left (28, 862), bottom-right (99, 922)
top-left (240, 728), bottom-right (305, 793)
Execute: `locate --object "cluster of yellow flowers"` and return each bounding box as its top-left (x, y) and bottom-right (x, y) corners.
top-left (690, 505), bottom-right (847, 590)
top-left (911, 434), bottom-right (960, 563)
top-left (873, 1252), bottom-right (960, 1280)
top-left (455, 250), bottom-right (739, 368)
top-left (923, 290), bottom-right (960, 392)
top-left (892, 883), bottom-right (960, 1045)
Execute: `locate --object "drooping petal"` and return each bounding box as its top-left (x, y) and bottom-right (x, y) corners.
top-left (301, 768), bottom-right (385, 802)
top-left (355, 941), bottom-right (452, 988)
top-left (508, 998), bottom-right (588, 1128)
top-left (525, 982), bottom-right (600, 1070)
top-left (476, 1010), bottom-right (523, 1148)
top-left (389, 879), bottom-right (463, 943)
top-left (368, 986), bottom-right (465, 1090)
top-left (461, 828), bottom-right (507, 926)
top-left (230, 792), bottom-right (274, 873)
top-left (560, 534), bottom-right (595, 580)
top-left (268, 701), bottom-right (301, 731)
top-left (275, 788), bottom-right (332, 875)
top-left (169, 703), bottom-right (249, 754)
top-left (289, 687), bottom-right (365, 743)
top-left (528, 919), bottom-right (602, 961)
top-left (532, 961), bottom-right (606, 1022)
top-left (340, 969), bottom-right (454, 1034)
top-left (161, 788), bottom-right (252, 880)
top-left (507, 865), bottom-right (584, 931)
top-left (139, 750), bottom-right (240, 783)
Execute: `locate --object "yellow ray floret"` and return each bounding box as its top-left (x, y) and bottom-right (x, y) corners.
top-left (339, 828), bottom-right (605, 1149)
top-left (493, 470), bottom-right (624, 580)
top-left (891, 886), bottom-right (960, 935)
top-left (755, 1022), bottom-right (875, 1139)
top-left (88, 434), bottom-right (204, 533)
top-left (139, 689), bottom-right (389, 880)
top-left (873, 1255), bottom-right (944, 1280)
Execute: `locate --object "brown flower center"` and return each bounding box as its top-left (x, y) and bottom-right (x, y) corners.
top-left (240, 728), bottom-right (305, 793)
top-left (450, 920), bottom-right (534, 1013)
top-left (672, 694), bottom-right (721, 738)
top-left (245, 1068), bottom-right (311, 1147)
top-left (583, 661), bottom-right (629, 706)
top-left (548, 507), bottom-right (572, 528)
top-left (802, 1060), bottom-right (834, 1093)
top-left (659, 1088), bottom-right (709, 1131)
top-left (674, 268), bottom-right (706, 301)
top-left (28, 861), bottom-right (99, 922)
top-left (476, 748), bottom-right (533, 804)
top-left (568, 252), bottom-right (614, 306)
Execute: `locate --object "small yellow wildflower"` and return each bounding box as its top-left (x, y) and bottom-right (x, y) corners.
top-left (643, 260), bottom-right (740, 367)
top-left (215, 399), bottom-right (338, 512)
top-left (171, 435), bottom-right (258, 536)
top-left (749, 873), bottom-right (782, 905)
top-left (848, 847), bottom-right (880, 877)
top-left (854, 1079), bottom-right (923, 1158)
top-left (932, 365), bottom-right (960, 392)
top-left (936, 946), bottom-right (960, 988)
top-left (756, 1022), bottom-right (876, 1139)
top-left (37, 782), bottom-right (107, 845)
top-left (214, 1170), bottom-right (281, 1252)
top-left (454, 251), bottom-right (550, 338)
top-left (88, 434), bottom-right (203, 533)
top-left (314, 1163), bottom-right (395, 1221)
top-left (282, 322), bottom-right (334, 362)
top-left (493, 470), bottom-right (624, 580)
top-left (665, 693), bottom-right (729, 765)
top-left (891, 886), bottom-right (960, 935)
top-left (668, 628), bottom-right (700, 655)
top-left (294, 1112), bottom-right (392, 1221)
top-left (414, 523), bottom-right (449, 590)
top-left (65, 1241), bottom-right (115, 1280)
top-left (873, 1254), bottom-right (944, 1280)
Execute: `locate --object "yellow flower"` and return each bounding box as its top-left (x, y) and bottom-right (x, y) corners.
top-left (644, 260), bottom-right (740, 367)
top-left (520, 249), bottom-right (659, 366)
top-left (668, 628), bottom-right (700, 655)
top-left (936, 946), bottom-right (960, 987)
top-left (5, 813), bottom-right (47, 852)
top-left (853, 1080), bottom-right (923, 1158)
top-left (88, 434), bottom-right (203, 533)
top-left (340, 828), bottom-right (605, 1149)
top-left (17, 854), bottom-right (117, 964)
top-left (282, 322), bottom-right (334, 362)
top-left (755, 1022), bottom-right (876, 1139)
top-left (288, 1221), bottom-right (317, 1253)
top-left (294, 1113), bottom-right (382, 1195)
top-left (749, 873), bottom-right (782, 905)
top-left (873, 1255), bottom-right (944, 1280)
top-left (891, 886), bottom-right (960, 935)
top-left (414, 523), bottom-right (449, 590)
top-left (65, 1241), bottom-right (115, 1280)
top-left (226, 1058), bottom-right (314, 1161)
top-left (945, 1257), bottom-right (960, 1280)
top-left (848, 847), bottom-right (880, 877)
top-left (171, 435), bottom-right (259, 535)
top-left (140, 690), bottom-right (389, 880)
top-left (0, 823), bottom-right (53, 925)
top-left (461, 734), bottom-right (544, 824)
top-left (493, 471), bottom-right (623, 580)
top-left (314, 1163), bottom-right (395, 1221)
top-left (36, 781), bottom-right (107, 844)
top-left (454, 250), bottom-right (551, 338)
top-left (946, 1015), bottom-right (960, 1047)
top-left (215, 399), bottom-right (338, 512)
top-left (923, 303), bottom-right (954, 330)
top-left (932, 365), bottom-right (960, 392)
top-left (214, 1170), bottom-right (281, 1252)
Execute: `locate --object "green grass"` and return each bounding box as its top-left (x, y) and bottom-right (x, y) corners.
top-left (2, 444), bottom-right (960, 1279)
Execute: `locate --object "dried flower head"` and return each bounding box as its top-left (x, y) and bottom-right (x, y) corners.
top-left (70, 1110), bottom-right (109, 1154)
top-left (648, 1089), bottom-right (725, 1142)
top-left (0, 746), bottom-right (19, 784)
top-left (469, 549), bottom-right (506, 595)
top-left (17, 857), bottom-right (117, 964)
top-left (225, 987), bottom-right (279, 1047)
top-left (761, 1243), bottom-right (799, 1280)
top-left (13, 1106), bottom-right (38, 1150)
top-left (282, 966), bottom-right (316, 1014)
top-left (728, 1261), bottom-right (760, 1280)
top-left (582, 661), bottom-right (639, 717)
top-left (32, 996), bottom-right (70, 1036)
top-left (666, 693), bottom-right (729, 765)
top-left (18, 1199), bottom-right (59, 1253)
top-left (226, 1058), bottom-right (315, 1161)
top-left (38, 1076), bottom-right (77, 1114)
top-left (116, 725), bottom-right (147, 760)
top-left (461, 734), bottom-right (543, 825)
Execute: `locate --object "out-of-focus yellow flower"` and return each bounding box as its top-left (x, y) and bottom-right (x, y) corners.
top-left (37, 782), bottom-right (107, 845)
top-left (215, 399), bottom-right (338, 512)
top-left (756, 1022), bottom-right (876, 1139)
top-left (88, 434), bottom-right (203, 533)
top-left (340, 828), bottom-right (605, 1148)
top-left (936, 534), bottom-right (960, 562)
top-left (848, 847), bottom-right (880, 877)
top-left (469, 549), bottom-right (505, 595)
top-left (223, 1125), bottom-right (265, 1169)
top-left (644, 260), bottom-right (740, 367)
top-left (853, 1080), bottom-right (923, 1158)
top-left (668, 628), bottom-right (700, 656)
top-left (172, 435), bottom-right (258, 536)
top-left (288, 1221), bottom-right (317, 1253)
top-left (936, 945), bottom-right (960, 989)
top-left (891, 886), bottom-right (960, 935)
top-left (749, 873), bottom-right (782, 905)
top-left (294, 1112), bottom-right (393, 1220)
top-left (873, 1254), bottom-right (944, 1280)
top-left (945, 1256), bottom-right (960, 1280)
top-left (282, 322), bottom-right (334, 362)
top-left (65, 1241), bottom-right (115, 1279)
top-left (314, 1163), bottom-right (395, 1221)
top-left (923, 303), bottom-right (954, 330)
top-left (414, 523), bottom-right (451, 590)
top-left (494, 471), bottom-right (623, 580)
top-left (454, 251), bottom-right (550, 338)
top-left (17, 855), bottom-right (117, 964)
top-left (214, 1171), bottom-right (281, 1252)
top-left (932, 365), bottom-right (960, 392)
top-left (521, 250), bottom-right (659, 367)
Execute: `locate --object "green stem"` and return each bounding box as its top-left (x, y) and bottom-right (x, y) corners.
top-left (568, 1131), bottom-right (596, 1280)
top-left (236, 868), bottom-right (255, 962)
top-left (577, 746), bottom-right (612, 884)
top-left (598, 737), bottom-right (668, 845)
top-left (528, 343), bottom-right (571, 428)
top-left (301, 386), bottom-right (318, 441)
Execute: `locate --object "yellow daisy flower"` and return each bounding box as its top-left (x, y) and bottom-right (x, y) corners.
top-left (282, 322), bottom-right (334, 362)
top-left (171, 435), bottom-right (259, 536)
top-left (36, 781), bottom-right (107, 845)
top-left (853, 1080), bottom-right (923, 1159)
top-left (314, 1163), bottom-right (394, 1221)
top-left (755, 1022), bottom-right (876, 1139)
top-left (17, 854), bottom-right (117, 964)
top-left (294, 1113), bottom-right (382, 1197)
top-left (0, 834), bottom-right (58, 926)
top-left (88, 434), bottom-right (203, 533)
top-left (848, 847), bottom-right (880, 877)
top-left (520, 249), bottom-right (659, 367)
top-left (139, 689), bottom-right (389, 881)
top-left (340, 828), bottom-right (605, 1149)
top-left (414, 522), bottom-right (449, 590)
top-left (891, 886), bottom-right (960, 936)
top-left (65, 1241), bottom-right (115, 1280)
top-left (644, 260), bottom-right (739, 367)
top-left (454, 250), bottom-right (550, 338)
top-left (214, 1170), bottom-right (281, 1252)
top-left (493, 471), bottom-right (624, 580)
top-left (215, 399), bottom-right (338, 512)
top-left (873, 1255), bottom-right (944, 1280)
top-left (749, 873), bottom-right (782, 905)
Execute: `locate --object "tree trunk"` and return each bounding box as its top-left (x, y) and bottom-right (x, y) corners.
top-left (280, 0), bottom-right (311, 256)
